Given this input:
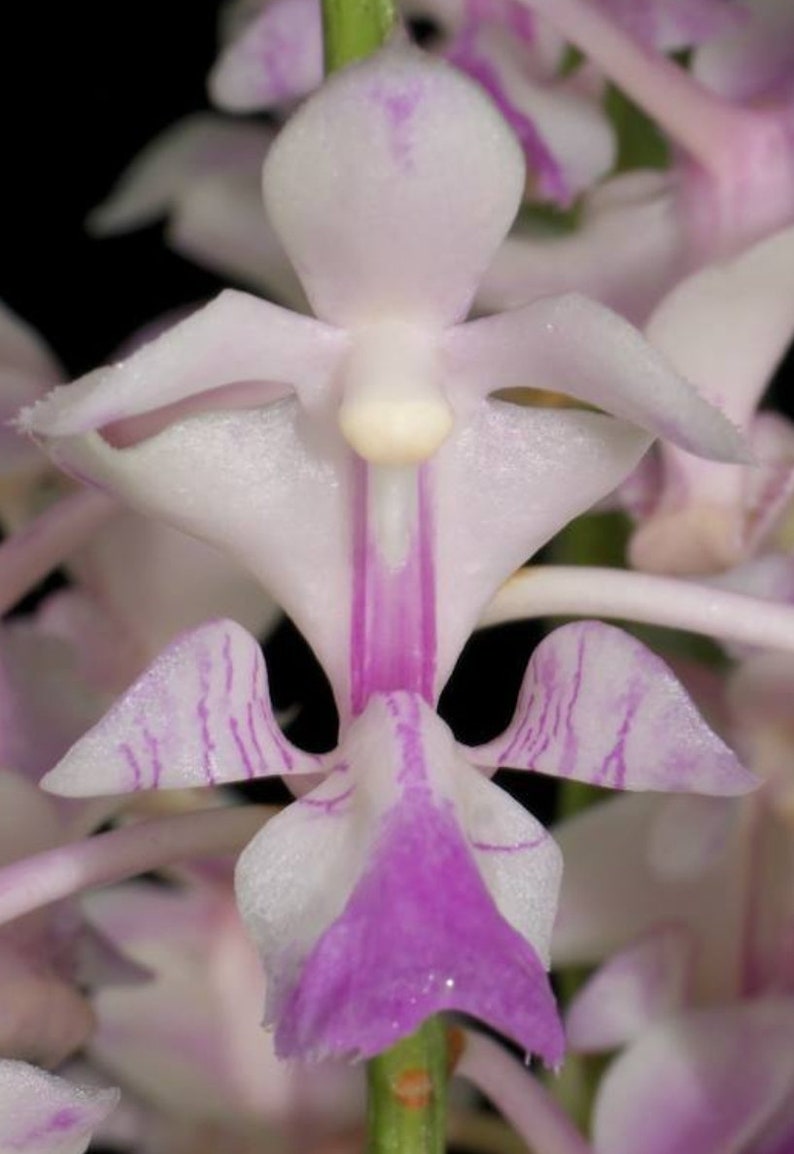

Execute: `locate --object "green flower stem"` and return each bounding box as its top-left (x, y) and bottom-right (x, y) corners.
top-left (322, 0), bottom-right (397, 73)
top-left (367, 1017), bottom-right (448, 1154)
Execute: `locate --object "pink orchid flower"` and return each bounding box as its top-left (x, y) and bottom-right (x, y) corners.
top-left (88, 0), bottom-right (616, 299)
top-left (616, 224), bottom-right (794, 575)
top-left (553, 640), bottom-right (794, 1154)
top-left (82, 865), bottom-right (362, 1149)
top-left (0, 1061), bottom-right (118, 1154)
top-left (0, 621), bottom-right (145, 1071)
top-left (20, 49), bottom-right (759, 1065)
top-left (479, 0), bottom-right (794, 324)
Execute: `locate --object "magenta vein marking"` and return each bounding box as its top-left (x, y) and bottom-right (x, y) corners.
top-left (222, 631), bottom-right (234, 695)
top-left (498, 687), bottom-right (535, 766)
top-left (597, 683), bottom-right (642, 788)
top-left (246, 700), bottom-right (268, 775)
top-left (559, 630), bottom-right (587, 777)
top-left (418, 463), bottom-right (437, 704)
top-left (470, 832), bottom-right (547, 853)
top-left (142, 726), bottom-right (164, 788)
top-left (229, 716), bottom-right (256, 779)
top-left (298, 784), bottom-right (356, 814)
top-left (119, 741), bottom-right (143, 791)
top-left (196, 646), bottom-right (217, 785)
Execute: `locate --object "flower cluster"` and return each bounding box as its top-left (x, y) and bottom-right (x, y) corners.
top-left (3, 0), bottom-right (794, 1150)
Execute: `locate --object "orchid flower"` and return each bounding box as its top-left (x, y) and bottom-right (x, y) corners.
top-left (0, 1061), bottom-right (118, 1154)
top-left (82, 865), bottom-right (362, 1149)
top-left (0, 621), bottom-right (157, 1071)
top-left (479, 0), bottom-right (794, 324)
top-left (19, 48), bottom-right (760, 1066)
top-left (89, 0), bottom-right (617, 303)
top-left (552, 637), bottom-right (794, 1154)
top-left (618, 224), bottom-right (794, 575)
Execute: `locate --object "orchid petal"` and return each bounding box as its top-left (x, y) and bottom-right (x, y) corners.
top-left (597, 0), bottom-right (741, 51)
top-left (166, 168), bottom-right (308, 308)
top-left (646, 226), bottom-right (794, 431)
top-left (433, 403), bottom-right (654, 688)
top-left (236, 692), bottom-right (563, 1063)
top-left (566, 926), bottom-right (693, 1052)
top-left (646, 794), bottom-right (739, 880)
top-left (0, 489), bottom-right (116, 619)
top-left (552, 794), bottom-right (746, 1002)
top-left (0, 304), bottom-right (61, 479)
top-left (443, 292), bottom-right (747, 462)
top-left (0, 302), bottom-right (62, 382)
top-left (208, 0), bottom-right (323, 111)
top-left (446, 25), bottom-right (615, 205)
top-left (482, 564), bottom-right (794, 657)
top-left (32, 401), bottom-right (352, 706)
top-left (0, 622), bottom-right (104, 784)
top-left (0, 1062), bottom-right (118, 1154)
top-left (693, 0), bottom-right (794, 102)
top-left (41, 620), bottom-right (318, 797)
top-left (262, 46), bottom-right (525, 327)
top-left (0, 772), bottom-right (63, 865)
top-left (88, 115), bottom-right (272, 236)
top-left (21, 289), bottom-right (347, 436)
top-left (64, 511), bottom-right (279, 682)
top-left (85, 883), bottom-right (307, 1125)
top-left (476, 171), bottom-right (683, 325)
top-left (471, 621), bottom-right (754, 794)
top-left (593, 1000), bottom-right (794, 1154)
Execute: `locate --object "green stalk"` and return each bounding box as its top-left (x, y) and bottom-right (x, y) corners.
top-left (322, 0), bottom-right (397, 73)
top-left (366, 1018), bottom-right (448, 1154)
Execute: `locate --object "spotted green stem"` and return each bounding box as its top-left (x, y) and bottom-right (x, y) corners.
top-left (367, 1017), bottom-right (448, 1154)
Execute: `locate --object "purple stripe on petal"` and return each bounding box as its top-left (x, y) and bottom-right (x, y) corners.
top-left (274, 790), bottom-right (564, 1065)
top-left (472, 620), bottom-right (756, 796)
top-left (446, 34), bottom-right (569, 205)
top-left (41, 620), bottom-right (321, 797)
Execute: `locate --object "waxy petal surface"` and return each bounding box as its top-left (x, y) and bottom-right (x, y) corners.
top-left (22, 289), bottom-right (346, 436)
top-left (42, 620), bottom-right (319, 796)
top-left (472, 621), bottom-right (754, 794)
top-left (593, 1000), bottom-right (794, 1154)
top-left (443, 292), bottom-right (747, 462)
top-left (0, 1061), bottom-right (118, 1154)
top-left (262, 47), bottom-right (525, 327)
top-left (237, 692), bottom-right (563, 1063)
top-left (432, 404), bottom-right (654, 689)
top-left (34, 401), bottom-right (353, 707)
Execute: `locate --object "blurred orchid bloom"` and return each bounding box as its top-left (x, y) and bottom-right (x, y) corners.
top-left (554, 641), bottom-right (794, 1154)
top-left (89, 0), bottom-right (616, 302)
top-left (83, 865), bottom-right (362, 1151)
top-left (0, 1061), bottom-right (118, 1154)
top-left (88, 117), bottom-right (307, 310)
top-left (0, 303), bottom-right (277, 688)
top-left (22, 49), bottom-right (758, 1065)
top-left (480, 0), bottom-right (794, 323)
top-left (0, 622), bottom-right (140, 1071)
top-left (210, 0), bottom-right (616, 207)
top-left (618, 224), bottom-right (794, 575)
